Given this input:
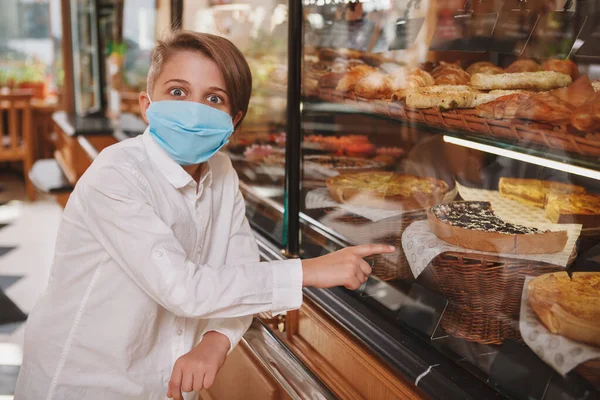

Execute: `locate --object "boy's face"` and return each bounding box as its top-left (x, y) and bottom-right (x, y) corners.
top-left (139, 51), bottom-right (242, 126)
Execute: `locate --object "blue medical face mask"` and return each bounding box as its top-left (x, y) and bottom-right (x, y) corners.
top-left (145, 97), bottom-right (235, 166)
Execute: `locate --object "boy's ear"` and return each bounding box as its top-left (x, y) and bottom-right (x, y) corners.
top-left (139, 92), bottom-right (151, 124)
top-left (232, 111), bottom-right (243, 129)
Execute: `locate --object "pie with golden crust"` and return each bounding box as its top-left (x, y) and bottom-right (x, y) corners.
top-left (545, 192), bottom-right (600, 228)
top-left (326, 172), bottom-right (449, 210)
top-left (528, 272), bottom-right (600, 347)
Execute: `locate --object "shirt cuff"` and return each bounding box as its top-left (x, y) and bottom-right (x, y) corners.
top-left (202, 317), bottom-right (249, 354)
top-left (271, 259), bottom-right (303, 316)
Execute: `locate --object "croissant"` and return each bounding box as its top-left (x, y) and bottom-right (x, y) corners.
top-left (318, 72), bottom-right (345, 89)
top-left (388, 68), bottom-right (435, 100)
top-left (336, 65), bottom-right (377, 93)
top-left (467, 61), bottom-right (504, 75)
top-left (431, 62), bottom-right (470, 85)
top-left (475, 93), bottom-right (533, 119)
top-left (355, 72), bottom-right (393, 99)
top-left (515, 93), bottom-right (574, 124)
top-left (550, 76), bottom-right (595, 108)
top-left (506, 59), bottom-right (540, 73)
top-left (570, 93), bottom-right (600, 132)
top-left (542, 59), bottom-right (579, 81)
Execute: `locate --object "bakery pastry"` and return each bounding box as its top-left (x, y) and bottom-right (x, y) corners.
top-left (592, 80), bottom-right (600, 92)
top-left (550, 75), bottom-right (595, 108)
top-left (475, 93), bottom-right (533, 119)
top-left (472, 90), bottom-right (526, 107)
top-left (336, 65), bottom-right (377, 93)
top-left (337, 48), bottom-right (363, 60)
top-left (506, 59), bottom-right (540, 73)
top-left (545, 192), bottom-right (600, 228)
top-left (405, 85), bottom-right (479, 109)
top-left (514, 92), bottom-right (574, 124)
top-left (428, 201), bottom-right (568, 254)
top-left (305, 155), bottom-right (385, 176)
top-left (570, 92), bottom-right (600, 132)
top-left (466, 61), bottom-right (504, 75)
top-left (431, 62), bottom-right (471, 85)
top-left (318, 72), bottom-right (345, 89)
top-left (470, 71), bottom-right (572, 91)
top-left (389, 68), bottom-right (435, 100)
top-left (326, 172), bottom-right (449, 210)
top-left (542, 59), bottom-right (579, 81)
top-left (355, 72), bottom-right (393, 99)
top-left (499, 177), bottom-right (585, 208)
top-left (528, 272), bottom-right (600, 347)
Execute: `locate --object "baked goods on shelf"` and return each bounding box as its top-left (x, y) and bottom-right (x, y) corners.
top-left (336, 65), bottom-right (377, 93)
top-left (474, 93), bottom-right (532, 119)
top-left (528, 272), bottom-right (600, 347)
top-left (571, 92), bottom-right (600, 132)
top-left (318, 72), bottom-right (346, 89)
top-left (355, 72), bottom-right (393, 99)
top-left (506, 59), bottom-right (540, 73)
top-left (305, 155), bottom-right (386, 175)
top-left (514, 93), bottom-right (575, 124)
top-left (470, 71), bottom-right (572, 91)
top-left (545, 193), bottom-right (600, 228)
top-left (550, 75), bottom-right (595, 108)
top-left (499, 178), bottom-right (585, 208)
top-left (431, 62), bottom-right (471, 85)
top-left (406, 85), bottom-right (478, 109)
top-left (326, 172), bottom-right (449, 210)
top-left (541, 59), bottom-right (579, 81)
top-left (428, 201), bottom-right (568, 254)
top-left (466, 61), bottom-right (504, 75)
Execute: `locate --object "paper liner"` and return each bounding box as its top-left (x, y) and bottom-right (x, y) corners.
top-left (520, 276), bottom-right (600, 376)
top-left (402, 220), bottom-right (581, 279)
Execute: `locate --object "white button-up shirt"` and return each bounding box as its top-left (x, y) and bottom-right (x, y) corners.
top-left (15, 130), bottom-right (303, 400)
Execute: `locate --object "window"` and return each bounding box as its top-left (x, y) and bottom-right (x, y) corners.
top-left (0, 0), bottom-right (63, 96)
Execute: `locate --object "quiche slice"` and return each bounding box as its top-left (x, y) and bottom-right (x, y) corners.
top-left (499, 178), bottom-right (585, 208)
top-left (326, 172), bottom-right (448, 210)
top-left (428, 201), bottom-right (568, 254)
top-left (545, 192), bottom-right (600, 228)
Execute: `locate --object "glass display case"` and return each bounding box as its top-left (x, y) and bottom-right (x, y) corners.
top-left (188, 1), bottom-right (600, 398)
top-left (183, 0), bottom-right (290, 246)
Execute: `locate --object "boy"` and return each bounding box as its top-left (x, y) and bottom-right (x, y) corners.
top-left (15, 31), bottom-right (393, 400)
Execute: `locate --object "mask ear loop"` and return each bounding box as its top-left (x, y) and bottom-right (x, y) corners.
top-left (147, 93), bottom-right (152, 104)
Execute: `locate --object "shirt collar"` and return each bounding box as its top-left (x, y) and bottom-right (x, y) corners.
top-left (142, 128), bottom-right (212, 189)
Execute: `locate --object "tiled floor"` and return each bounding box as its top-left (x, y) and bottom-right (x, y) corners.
top-left (0, 172), bottom-right (63, 397)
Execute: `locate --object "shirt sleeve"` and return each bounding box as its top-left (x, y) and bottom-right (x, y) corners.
top-left (200, 180), bottom-right (302, 351)
top-left (74, 163), bottom-right (303, 320)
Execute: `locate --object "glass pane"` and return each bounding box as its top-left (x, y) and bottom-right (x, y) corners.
top-left (0, 0), bottom-right (62, 98)
top-left (300, 0), bottom-right (600, 399)
top-left (183, 0), bottom-right (289, 246)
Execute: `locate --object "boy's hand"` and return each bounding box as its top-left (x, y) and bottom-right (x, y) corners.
top-left (167, 331), bottom-right (230, 400)
top-left (302, 244), bottom-right (395, 290)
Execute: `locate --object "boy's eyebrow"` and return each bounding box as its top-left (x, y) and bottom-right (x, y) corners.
top-left (163, 79), bottom-right (191, 85)
top-left (208, 86), bottom-right (228, 95)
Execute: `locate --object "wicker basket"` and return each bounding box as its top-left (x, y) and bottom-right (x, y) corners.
top-left (429, 252), bottom-right (562, 344)
top-left (575, 358), bottom-right (600, 390)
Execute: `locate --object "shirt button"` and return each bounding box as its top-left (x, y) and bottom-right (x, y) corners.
top-left (154, 249), bottom-right (164, 257)
top-left (177, 329), bottom-right (183, 336)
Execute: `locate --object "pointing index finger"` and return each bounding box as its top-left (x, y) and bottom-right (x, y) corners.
top-left (350, 244), bottom-right (395, 258)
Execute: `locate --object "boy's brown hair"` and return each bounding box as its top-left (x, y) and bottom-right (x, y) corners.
top-left (147, 30), bottom-right (252, 128)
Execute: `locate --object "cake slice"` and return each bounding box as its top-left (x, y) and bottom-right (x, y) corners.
top-left (499, 178), bottom-right (585, 208)
top-left (545, 192), bottom-right (600, 228)
top-left (428, 201), bottom-right (568, 254)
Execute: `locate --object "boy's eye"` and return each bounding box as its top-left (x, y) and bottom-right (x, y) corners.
top-left (207, 95), bottom-right (223, 104)
top-left (169, 88), bottom-right (186, 97)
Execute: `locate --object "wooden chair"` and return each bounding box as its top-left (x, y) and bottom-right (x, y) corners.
top-left (0, 91), bottom-right (35, 200)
